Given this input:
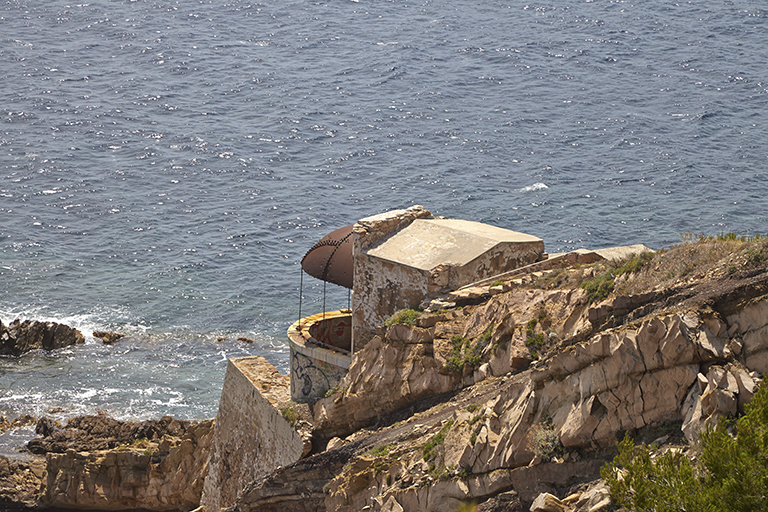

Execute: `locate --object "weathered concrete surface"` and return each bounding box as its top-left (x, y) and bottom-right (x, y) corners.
top-left (352, 205), bottom-right (434, 349)
top-left (287, 310), bottom-right (352, 402)
top-left (368, 219), bottom-right (544, 279)
top-left (201, 356), bottom-right (303, 512)
top-left (351, 207), bottom-right (544, 349)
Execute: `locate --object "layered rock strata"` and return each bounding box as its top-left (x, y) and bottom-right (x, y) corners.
top-left (233, 264), bottom-right (768, 511)
top-left (31, 415), bottom-right (213, 511)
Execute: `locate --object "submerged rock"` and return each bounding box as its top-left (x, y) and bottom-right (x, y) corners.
top-left (92, 330), bottom-right (126, 344)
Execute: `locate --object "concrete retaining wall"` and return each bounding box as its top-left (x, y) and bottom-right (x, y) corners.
top-left (201, 357), bottom-right (303, 512)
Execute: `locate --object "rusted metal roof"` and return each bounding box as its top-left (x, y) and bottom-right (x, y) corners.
top-left (301, 225), bottom-right (353, 289)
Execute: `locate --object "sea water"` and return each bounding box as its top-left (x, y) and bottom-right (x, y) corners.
top-left (1, 0), bottom-right (767, 449)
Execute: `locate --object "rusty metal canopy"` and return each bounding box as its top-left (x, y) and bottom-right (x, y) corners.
top-left (301, 225), bottom-right (354, 289)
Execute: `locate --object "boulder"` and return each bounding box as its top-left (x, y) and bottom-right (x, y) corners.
top-left (1, 318), bottom-right (84, 356)
top-left (530, 492), bottom-right (565, 512)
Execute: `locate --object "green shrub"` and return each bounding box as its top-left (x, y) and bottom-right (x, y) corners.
top-left (445, 336), bottom-right (481, 373)
top-left (602, 380), bottom-right (768, 512)
top-left (280, 402), bottom-right (299, 427)
top-left (527, 417), bottom-right (561, 462)
top-left (524, 318), bottom-right (547, 350)
top-left (526, 318), bottom-right (537, 336)
top-left (423, 420), bottom-right (454, 461)
top-left (366, 444), bottom-right (392, 457)
top-left (581, 252), bottom-right (654, 304)
top-left (384, 308), bottom-right (421, 326)
top-left (582, 273), bottom-right (615, 304)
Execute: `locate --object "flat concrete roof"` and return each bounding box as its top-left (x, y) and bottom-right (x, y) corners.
top-left (367, 218), bottom-right (542, 271)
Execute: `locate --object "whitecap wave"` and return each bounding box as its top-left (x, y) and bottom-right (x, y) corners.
top-left (518, 182), bottom-right (549, 192)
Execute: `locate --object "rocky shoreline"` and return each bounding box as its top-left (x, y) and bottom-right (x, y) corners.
top-left (3, 235), bottom-right (768, 511)
top-left (1, 415), bottom-right (212, 511)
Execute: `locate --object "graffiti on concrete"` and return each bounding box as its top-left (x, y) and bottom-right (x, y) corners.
top-left (291, 349), bottom-right (336, 400)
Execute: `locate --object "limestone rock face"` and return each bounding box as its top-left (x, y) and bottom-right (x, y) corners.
top-left (0, 318), bottom-right (84, 356)
top-left (0, 455), bottom-right (45, 508)
top-left (313, 335), bottom-right (457, 440)
top-left (239, 278), bottom-right (768, 512)
top-left (39, 419), bottom-right (213, 511)
top-left (314, 288), bottom-right (592, 442)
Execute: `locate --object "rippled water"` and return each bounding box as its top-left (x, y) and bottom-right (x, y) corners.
top-left (1, 0), bottom-right (767, 440)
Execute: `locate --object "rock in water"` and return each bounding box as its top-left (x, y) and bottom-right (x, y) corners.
top-left (0, 319), bottom-right (84, 356)
top-left (93, 330), bottom-right (126, 344)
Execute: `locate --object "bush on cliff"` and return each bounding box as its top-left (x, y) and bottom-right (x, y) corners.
top-left (602, 380), bottom-right (768, 512)
top-left (384, 309), bottom-right (421, 327)
top-left (581, 251), bottom-right (654, 304)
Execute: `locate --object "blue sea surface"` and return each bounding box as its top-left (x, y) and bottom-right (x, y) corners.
top-left (1, 0), bottom-right (767, 439)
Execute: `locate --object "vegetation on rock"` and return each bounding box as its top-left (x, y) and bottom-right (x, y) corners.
top-left (384, 308), bottom-right (421, 326)
top-left (581, 251), bottom-right (655, 303)
top-left (280, 402), bottom-right (299, 427)
top-left (527, 417), bottom-right (562, 462)
top-left (445, 336), bottom-right (481, 373)
top-left (422, 420), bottom-right (454, 461)
top-left (602, 380), bottom-right (768, 512)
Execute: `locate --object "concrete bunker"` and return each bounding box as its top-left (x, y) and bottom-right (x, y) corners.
top-left (288, 205), bottom-right (545, 402)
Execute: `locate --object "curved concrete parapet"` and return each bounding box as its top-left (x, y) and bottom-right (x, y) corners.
top-left (287, 310), bottom-right (353, 402)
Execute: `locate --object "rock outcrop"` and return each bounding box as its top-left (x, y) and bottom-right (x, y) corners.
top-left (232, 242), bottom-right (768, 512)
top-left (0, 318), bottom-right (84, 355)
top-left (0, 455), bottom-right (45, 509)
top-left (28, 415), bottom-right (213, 511)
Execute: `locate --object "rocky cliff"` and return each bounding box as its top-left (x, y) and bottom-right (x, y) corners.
top-left (7, 236), bottom-right (768, 512)
top-left (11, 414), bottom-right (213, 511)
top-left (233, 236), bottom-right (768, 512)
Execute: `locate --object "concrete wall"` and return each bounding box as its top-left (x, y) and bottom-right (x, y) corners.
top-left (201, 357), bottom-right (303, 512)
top-left (351, 205), bottom-right (434, 349)
top-left (455, 240), bottom-right (545, 286)
top-left (350, 207), bottom-right (544, 350)
top-left (308, 314), bottom-right (352, 352)
top-left (287, 311), bottom-right (353, 402)
top-left (290, 347), bottom-right (349, 401)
